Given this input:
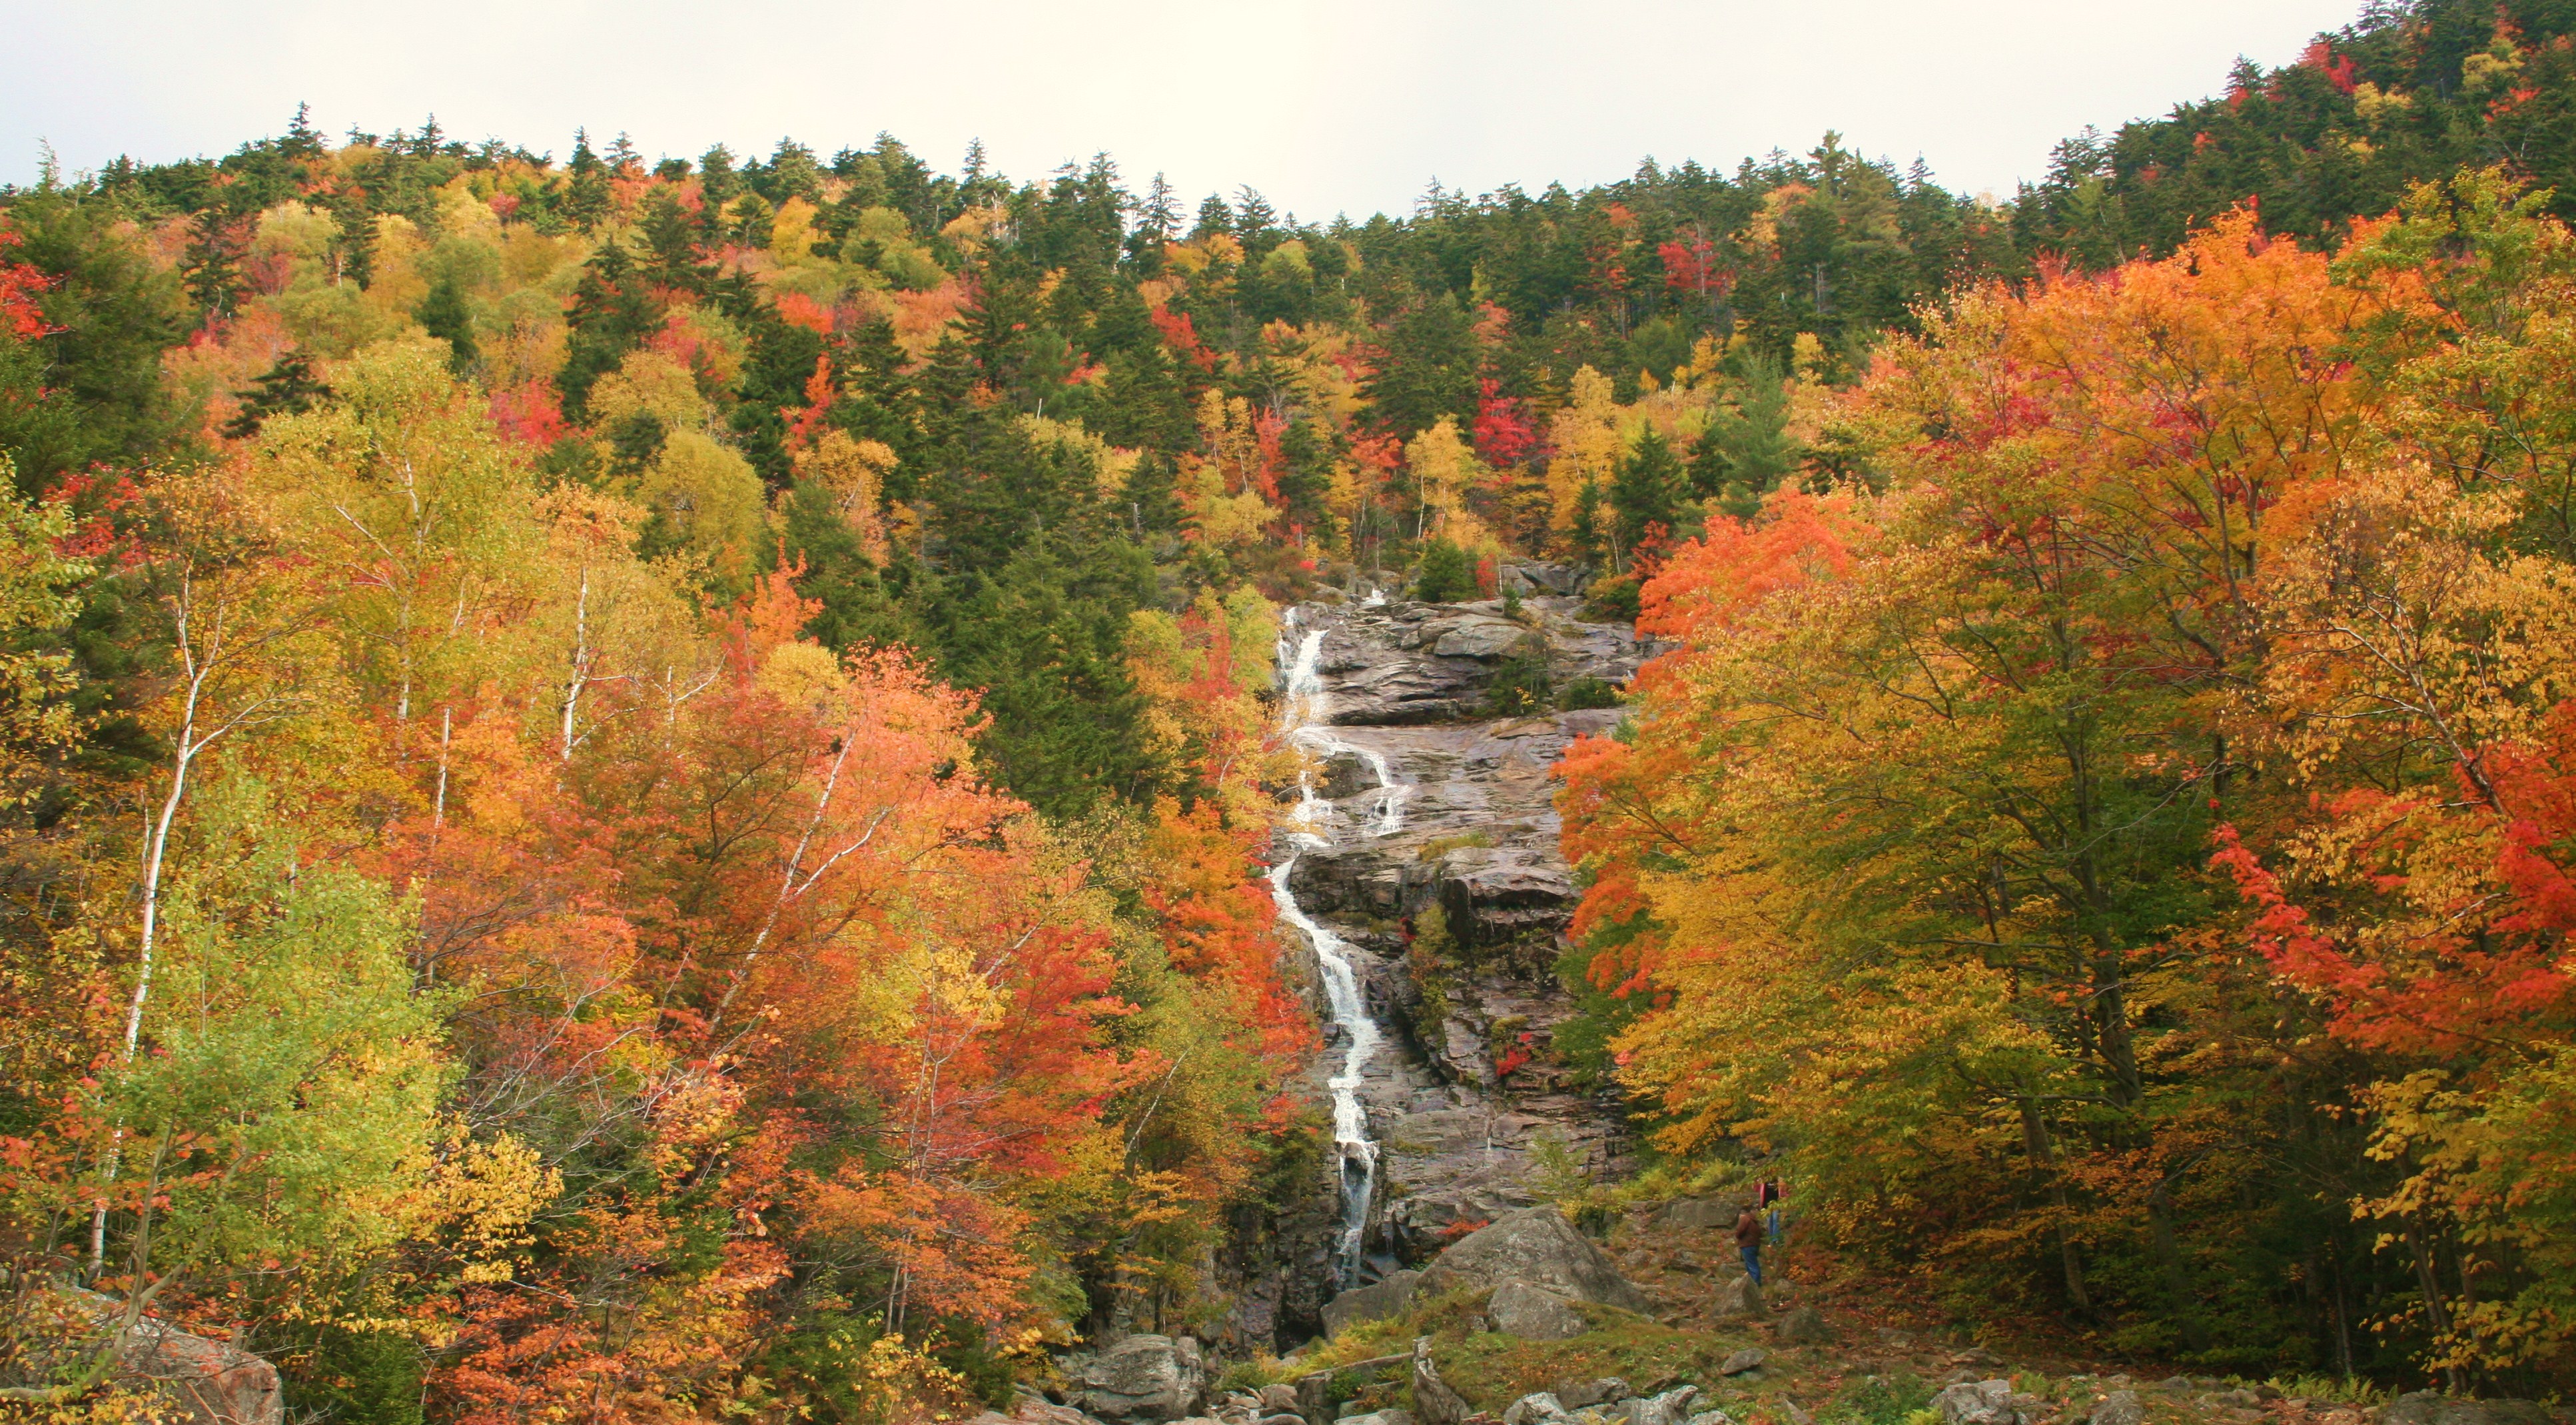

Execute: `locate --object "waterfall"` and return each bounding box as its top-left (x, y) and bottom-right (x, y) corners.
top-left (1268, 608), bottom-right (1406, 1287)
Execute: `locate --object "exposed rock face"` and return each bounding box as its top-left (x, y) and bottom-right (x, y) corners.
top-left (1262, 592), bottom-right (1653, 1336)
top-left (1075, 1335), bottom-right (1208, 1423)
top-left (1415, 1207), bottom-right (1650, 1312)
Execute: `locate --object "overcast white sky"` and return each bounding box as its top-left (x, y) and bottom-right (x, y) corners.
top-left (7, 0), bottom-right (2363, 219)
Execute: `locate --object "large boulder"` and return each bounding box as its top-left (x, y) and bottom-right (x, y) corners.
top-left (1711, 1274), bottom-right (1766, 1320)
top-left (1629, 1387), bottom-right (1702, 1425)
top-left (1415, 1207), bottom-right (1649, 1312)
top-left (29, 1288), bottom-right (282, 1425)
top-left (1775, 1305), bottom-right (1833, 1344)
top-left (1429, 618), bottom-right (1541, 661)
top-left (1077, 1335), bottom-right (1208, 1423)
top-left (1656, 1198), bottom-right (1739, 1230)
top-left (1320, 1270), bottom-right (1420, 1338)
top-left (1554, 1380), bottom-right (1629, 1410)
top-left (2089, 1393), bottom-right (2144, 1425)
top-left (1933, 1381), bottom-right (2044, 1425)
top-left (1488, 1280), bottom-right (1587, 1341)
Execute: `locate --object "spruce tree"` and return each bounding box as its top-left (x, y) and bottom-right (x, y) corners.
top-left (181, 209), bottom-right (244, 322)
top-left (222, 351), bottom-right (331, 439)
top-left (1611, 426), bottom-right (1689, 552)
top-left (414, 273), bottom-right (478, 374)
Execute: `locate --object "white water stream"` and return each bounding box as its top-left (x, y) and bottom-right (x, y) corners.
top-left (1268, 609), bottom-right (1407, 1286)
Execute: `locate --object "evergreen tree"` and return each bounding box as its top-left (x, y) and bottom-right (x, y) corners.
top-left (1689, 356), bottom-right (1801, 519)
top-left (329, 191), bottom-right (376, 289)
top-left (414, 274), bottom-right (478, 374)
top-left (638, 189), bottom-right (707, 293)
top-left (1611, 426), bottom-right (1689, 553)
top-left (222, 351), bottom-right (331, 439)
top-left (556, 242), bottom-right (659, 422)
top-left (1365, 294), bottom-right (1480, 436)
top-left (181, 209), bottom-right (244, 322)
top-left (565, 129), bottom-right (612, 231)
top-left (773, 479), bottom-right (903, 651)
top-left (1413, 538), bottom-right (1477, 602)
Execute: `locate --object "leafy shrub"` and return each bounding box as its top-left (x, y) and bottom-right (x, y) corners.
top-left (1414, 539), bottom-right (1478, 602)
top-left (1557, 678), bottom-right (1622, 711)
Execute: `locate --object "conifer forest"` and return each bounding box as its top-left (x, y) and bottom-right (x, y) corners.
top-left (4, 2), bottom-right (2576, 1422)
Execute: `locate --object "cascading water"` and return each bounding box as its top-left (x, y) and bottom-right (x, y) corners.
top-left (1268, 608), bottom-right (1408, 1287)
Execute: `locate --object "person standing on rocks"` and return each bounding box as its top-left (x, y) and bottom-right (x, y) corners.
top-left (1761, 1176), bottom-right (1786, 1244)
top-left (1733, 1204), bottom-right (1764, 1286)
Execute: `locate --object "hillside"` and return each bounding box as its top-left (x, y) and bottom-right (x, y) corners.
top-left (1, 0), bottom-right (2574, 1420)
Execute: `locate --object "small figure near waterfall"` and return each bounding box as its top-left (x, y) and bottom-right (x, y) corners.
top-left (1733, 1204), bottom-right (1765, 1287)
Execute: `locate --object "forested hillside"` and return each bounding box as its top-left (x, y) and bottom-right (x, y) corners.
top-left (1, 0), bottom-right (2574, 1418)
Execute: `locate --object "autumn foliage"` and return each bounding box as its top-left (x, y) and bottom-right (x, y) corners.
top-left (1562, 178), bottom-right (2576, 1385)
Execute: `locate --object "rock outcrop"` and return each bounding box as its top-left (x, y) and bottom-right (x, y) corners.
top-left (1414, 1207), bottom-right (1650, 1312)
top-left (1073, 1335), bottom-right (1208, 1423)
top-left (20, 1288), bottom-right (282, 1425)
top-left (1262, 588), bottom-right (1653, 1333)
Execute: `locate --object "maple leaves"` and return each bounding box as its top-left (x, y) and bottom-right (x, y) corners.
top-left (1561, 179), bottom-right (2576, 1376)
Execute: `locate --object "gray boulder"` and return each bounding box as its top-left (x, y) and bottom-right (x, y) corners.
top-left (1712, 1274), bottom-right (1766, 1320)
top-left (1342, 1414), bottom-right (1416, 1425)
top-left (1719, 1348), bottom-right (1767, 1376)
top-left (2090, 1392), bottom-right (2144, 1425)
top-left (1416, 1207), bottom-right (1651, 1312)
top-left (1431, 618), bottom-right (1541, 661)
top-left (1775, 1305), bottom-right (1832, 1344)
top-left (1685, 1414), bottom-right (1740, 1425)
top-left (1629, 1386), bottom-right (1703, 1425)
top-left (1490, 1280), bottom-right (1588, 1341)
top-left (1933, 1380), bottom-right (2043, 1425)
top-left (1505, 1395), bottom-right (1570, 1425)
top-left (1261, 1386), bottom-right (1301, 1413)
top-left (1555, 1382), bottom-right (1630, 1410)
top-left (1657, 1198), bottom-right (1739, 1230)
top-left (1078, 1335), bottom-right (1207, 1423)
top-left (1321, 1270), bottom-right (1421, 1338)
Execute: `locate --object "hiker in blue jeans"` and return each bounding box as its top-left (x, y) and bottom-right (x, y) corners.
top-left (1733, 1204), bottom-right (1764, 1286)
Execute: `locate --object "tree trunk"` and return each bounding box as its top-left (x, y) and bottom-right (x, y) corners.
top-left (2018, 1095), bottom-right (2092, 1312)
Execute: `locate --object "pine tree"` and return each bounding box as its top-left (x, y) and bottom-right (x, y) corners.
top-left (1611, 426), bottom-right (1689, 554)
top-left (181, 209), bottom-right (244, 322)
top-left (280, 103), bottom-right (324, 160)
top-left (222, 350), bottom-right (330, 438)
top-left (638, 189), bottom-right (707, 293)
top-left (329, 191), bottom-right (375, 289)
top-left (565, 129), bottom-right (612, 232)
top-left (1364, 294), bottom-right (1480, 436)
top-left (414, 272), bottom-right (478, 374)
